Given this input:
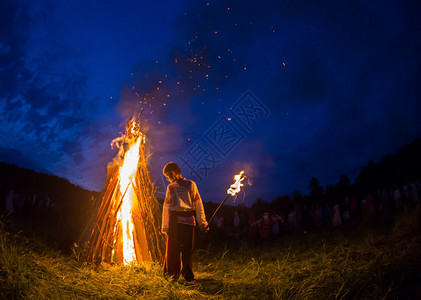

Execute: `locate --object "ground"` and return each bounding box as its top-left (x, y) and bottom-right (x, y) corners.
top-left (1, 210), bottom-right (421, 299)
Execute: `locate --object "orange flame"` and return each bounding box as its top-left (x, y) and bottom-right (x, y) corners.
top-left (115, 122), bottom-right (144, 264)
top-left (227, 171), bottom-right (245, 196)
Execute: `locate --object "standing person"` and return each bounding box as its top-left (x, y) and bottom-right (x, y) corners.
top-left (248, 213), bottom-right (257, 239)
top-left (233, 211), bottom-right (240, 239)
top-left (216, 215), bottom-right (225, 239)
top-left (409, 181), bottom-right (419, 207)
top-left (332, 201), bottom-right (342, 227)
top-left (271, 213), bottom-right (282, 238)
top-left (161, 162), bottom-right (208, 282)
top-left (394, 186), bottom-right (402, 211)
top-left (5, 187), bottom-right (15, 214)
top-left (251, 212), bottom-right (272, 240)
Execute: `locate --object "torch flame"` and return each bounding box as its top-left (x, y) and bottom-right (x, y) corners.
top-left (116, 131), bottom-right (143, 264)
top-left (227, 170), bottom-right (245, 196)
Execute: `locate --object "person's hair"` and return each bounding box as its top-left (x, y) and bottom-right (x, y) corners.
top-left (163, 162), bottom-right (181, 176)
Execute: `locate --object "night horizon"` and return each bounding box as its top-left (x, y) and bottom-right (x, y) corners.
top-left (1, 0), bottom-right (421, 206)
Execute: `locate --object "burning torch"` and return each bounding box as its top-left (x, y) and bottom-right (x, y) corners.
top-left (207, 171), bottom-right (246, 228)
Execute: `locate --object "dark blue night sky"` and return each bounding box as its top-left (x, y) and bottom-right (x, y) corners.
top-left (1, 0), bottom-right (421, 206)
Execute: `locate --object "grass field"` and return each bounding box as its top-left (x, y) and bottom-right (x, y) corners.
top-left (1, 210), bottom-right (421, 299)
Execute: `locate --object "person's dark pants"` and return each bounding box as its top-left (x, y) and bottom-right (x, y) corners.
top-left (164, 216), bottom-right (195, 281)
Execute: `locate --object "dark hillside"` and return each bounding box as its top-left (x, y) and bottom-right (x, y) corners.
top-left (0, 162), bottom-right (98, 250)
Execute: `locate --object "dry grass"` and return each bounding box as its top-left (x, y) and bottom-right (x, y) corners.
top-left (1, 212), bottom-right (421, 299)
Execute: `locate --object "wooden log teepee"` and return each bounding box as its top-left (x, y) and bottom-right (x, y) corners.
top-left (78, 120), bottom-right (166, 264)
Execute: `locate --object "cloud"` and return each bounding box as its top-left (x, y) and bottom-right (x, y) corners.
top-left (0, 1), bottom-right (122, 190)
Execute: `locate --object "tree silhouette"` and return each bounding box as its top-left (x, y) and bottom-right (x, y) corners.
top-left (308, 177), bottom-right (324, 204)
top-left (354, 137), bottom-right (421, 195)
top-left (270, 195), bottom-right (293, 216)
top-left (251, 198), bottom-right (270, 216)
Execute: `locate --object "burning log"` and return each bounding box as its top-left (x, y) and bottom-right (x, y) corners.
top-left (78, 120), bottom-right (166, 265)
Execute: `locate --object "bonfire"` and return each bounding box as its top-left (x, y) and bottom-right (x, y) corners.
top-left (79, 119), bottom-right (166, 265)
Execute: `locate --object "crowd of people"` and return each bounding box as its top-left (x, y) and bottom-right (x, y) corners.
top-left (0, 184), bottom-right (95, 250)
top-left (2, 174), bottom-right (420, 247)
top-left (1, 186), bottom-right (60, 220)
top-left (207, 179), bottom-right (421, 242)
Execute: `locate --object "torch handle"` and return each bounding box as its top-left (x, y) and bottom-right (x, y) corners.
top-left (206, 194), bottom-right (231, 228)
